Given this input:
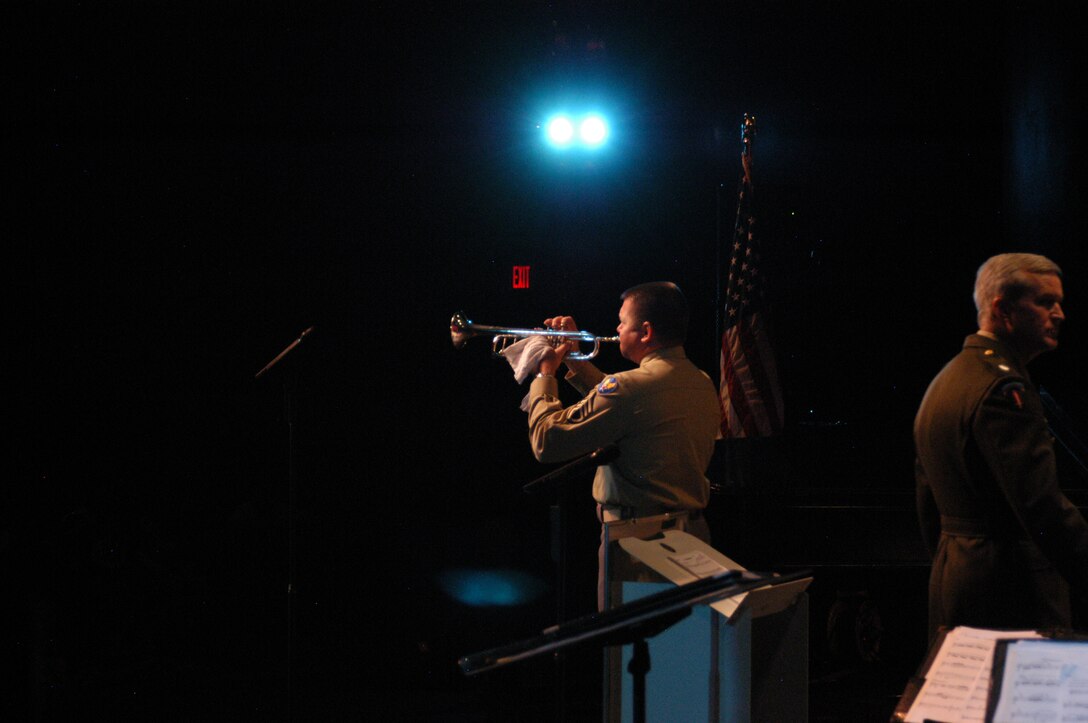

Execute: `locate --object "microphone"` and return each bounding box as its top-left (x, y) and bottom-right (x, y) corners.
top-left (255, 326), bottom-right (316, 379)
top-left (523, 445), bottom-right (619, 495)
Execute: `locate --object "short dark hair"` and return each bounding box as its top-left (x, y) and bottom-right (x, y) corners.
top-left (620, 281), bottom-right (689, 345)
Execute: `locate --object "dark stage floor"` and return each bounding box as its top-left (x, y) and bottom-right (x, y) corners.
top-left (8, 479), bottom-right (933, 720)
top-left (10, 574), bottom-right (925, 721)
top-left (401, 648), bottom-right (912, 722)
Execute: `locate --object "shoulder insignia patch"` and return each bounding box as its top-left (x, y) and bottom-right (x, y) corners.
top-left (597, 376), bottom-right (620, 395)
top-left (1001, 381), bottom-right (1026, 410)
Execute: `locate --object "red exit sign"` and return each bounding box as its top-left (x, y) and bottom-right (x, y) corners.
top-left (512, 265), bottom-right (531, 289)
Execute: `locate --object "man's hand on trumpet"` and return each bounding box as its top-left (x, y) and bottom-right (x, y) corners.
top-left (537, 316), bottom-right (585, 377)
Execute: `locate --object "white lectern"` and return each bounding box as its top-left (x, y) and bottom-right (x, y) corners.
top-left (603, 514), bottom-right (811, 723)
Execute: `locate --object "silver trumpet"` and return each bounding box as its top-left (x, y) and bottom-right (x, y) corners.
top-left (450, 311), bottom-right (619, 361)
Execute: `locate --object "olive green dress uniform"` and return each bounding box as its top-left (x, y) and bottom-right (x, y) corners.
top-left (914, 334), bottom-right (1088, 640)
top-left (527, 346), bottom-right (721, 515)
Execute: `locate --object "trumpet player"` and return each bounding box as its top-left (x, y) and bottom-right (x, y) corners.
top-left (527, 281), bottom-right (721, 610)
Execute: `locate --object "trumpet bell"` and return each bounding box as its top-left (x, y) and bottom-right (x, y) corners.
top-left (450, 311), bottom-right (472, 348)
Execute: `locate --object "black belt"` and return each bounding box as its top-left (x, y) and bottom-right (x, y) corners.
top-left (605, 505), bottom-right (702, 521)
top-left (941, 514), bottom-right (1030, 543)
top-left (940, 515), bottom-right (989, 536)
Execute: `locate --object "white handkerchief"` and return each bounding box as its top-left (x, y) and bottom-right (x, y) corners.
top-left (499, 336), bottom-right (554, 411)
top-left (501, 335), bottom-right (553, 383)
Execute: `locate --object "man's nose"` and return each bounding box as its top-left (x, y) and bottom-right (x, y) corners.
top-left (1053, 303), bottom-right (1065, 320)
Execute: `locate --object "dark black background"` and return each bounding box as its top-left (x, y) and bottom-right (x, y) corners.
top-left (9, 1), bottom-right (1088, 719)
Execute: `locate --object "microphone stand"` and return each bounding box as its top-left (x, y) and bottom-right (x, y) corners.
top-left (254, 326), bottom-right (314, 720)
top-left (523, 445), bottom-right (619, 721)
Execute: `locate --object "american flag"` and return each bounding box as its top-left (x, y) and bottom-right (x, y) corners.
top-left (719, 115), bottom-right (784, 437)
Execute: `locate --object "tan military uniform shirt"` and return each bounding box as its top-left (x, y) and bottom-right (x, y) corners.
top-left (527, 346), bottom-right (720, 513)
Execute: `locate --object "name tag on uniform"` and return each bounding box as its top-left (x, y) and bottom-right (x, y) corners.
top-left (597, 376), bottom-right (620, 395)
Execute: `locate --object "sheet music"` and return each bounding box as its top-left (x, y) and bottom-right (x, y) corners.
top-left (667, 550), bottom-right (729, 578)
top-left (990, 639), bottom-right (1088, 722)
top-left (905, 627), bottom-right (1042, 723)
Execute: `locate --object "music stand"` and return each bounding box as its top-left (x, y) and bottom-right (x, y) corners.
top-left (460, 569), bottom-right (811, 723)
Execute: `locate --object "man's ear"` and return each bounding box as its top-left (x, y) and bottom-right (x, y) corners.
top-left (640, 320), bottom-right (653, 344)
top-left (991, 297), bottom-right (1013, 329)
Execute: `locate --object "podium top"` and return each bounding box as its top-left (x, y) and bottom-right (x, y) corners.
top-left (619, 529), bottom-right (811, 621)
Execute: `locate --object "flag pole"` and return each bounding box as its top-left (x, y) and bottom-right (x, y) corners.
top-left (714, 115), bottom-right (754, 377)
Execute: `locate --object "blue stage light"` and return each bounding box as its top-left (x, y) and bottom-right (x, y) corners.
top-left (545, 115), bottom-right (575, 146)
top-left (579, 115), bottom-right (608, 146)
top-left (542, 111), bottom-right (611, 150)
